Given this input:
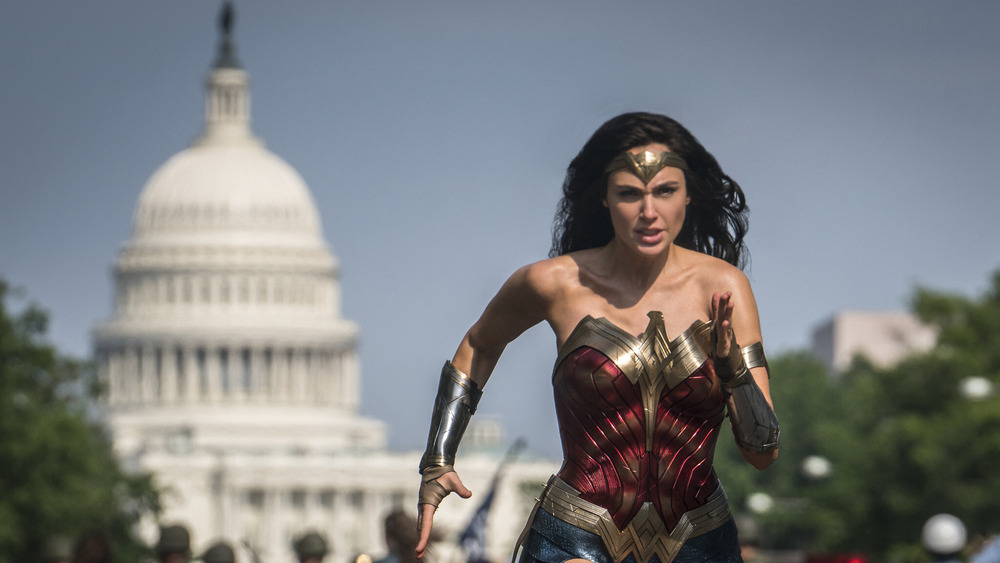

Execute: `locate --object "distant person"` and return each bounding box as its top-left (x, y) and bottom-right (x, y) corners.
top-left (72, 530), bottom-right (112, 563)
top-left (736, 514), bottom-right (767, 563)
top-left (41, 535), bottom-right (74, 563)
top-left (971, 535), bottom-right (1000, 563)
top-left (157, 524), bottom-right (192, 563)
top-left (293, 531), bottom-right (329, 563)
top-left (415, 112), bottom-right (780, 563)
top-left (200, 540), bottom-right (236, 563)
top-left (923, 514), bottom-right (967, 563)
top-left (378, 510), bottom-right (421, 563)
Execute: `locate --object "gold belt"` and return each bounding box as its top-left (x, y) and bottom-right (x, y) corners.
top-left (536, 476), bottom-right (731, 563)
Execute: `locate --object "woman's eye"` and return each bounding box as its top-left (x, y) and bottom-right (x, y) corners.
top-left (655, 186), bottom-right (677, 197)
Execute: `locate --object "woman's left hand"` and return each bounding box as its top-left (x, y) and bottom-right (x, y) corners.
top-left (711, 291), bottom-right (735, 358)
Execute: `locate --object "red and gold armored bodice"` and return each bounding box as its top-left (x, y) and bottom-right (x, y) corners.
top-left (552, 311), bottom-right (725, 534)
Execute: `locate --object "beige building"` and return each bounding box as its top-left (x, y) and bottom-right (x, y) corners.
top-left (93, 10), bottom-right (555, 562)
top-left (811, 310), bottom-right (937, 374)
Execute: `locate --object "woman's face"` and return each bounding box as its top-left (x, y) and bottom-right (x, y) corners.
top-left (604, 143), bottom-right (690, 257)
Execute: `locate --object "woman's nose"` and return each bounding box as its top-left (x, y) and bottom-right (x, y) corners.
top-left (640, 195), bottom-right (658, 219)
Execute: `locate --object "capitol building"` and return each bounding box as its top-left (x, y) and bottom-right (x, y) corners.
top-left (92, 8), bottom-right (555, 562)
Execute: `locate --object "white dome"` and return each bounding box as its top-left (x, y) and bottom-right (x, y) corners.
top-left (101, 64), bottom-right (345, 331)
top-left (128, 64), bottom-right (326, 250)
top-left (133, 142), bottom-right (323, 247)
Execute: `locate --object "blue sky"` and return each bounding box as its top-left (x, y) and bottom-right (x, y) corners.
top-left (2, 2), bottom-right (998, 455)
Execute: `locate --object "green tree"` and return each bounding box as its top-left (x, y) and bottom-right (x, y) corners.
top-left (716, 270), bottom-right (1000, 562)
top-left (714, 351), bottom-right (848, 551)
top-left (0, 280), bottom-right (159, 563)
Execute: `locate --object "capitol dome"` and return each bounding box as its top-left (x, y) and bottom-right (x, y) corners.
top-left (94, 8), bottom-right (365, 422)
top-left (131, 66), bottom-right (324, 249)
top-left (134, 143), bottom-right (323, 245)
top-left (104, 25), bottom-right (344, 334)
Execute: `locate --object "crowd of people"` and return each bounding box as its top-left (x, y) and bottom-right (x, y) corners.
top-left (39, 508), bottom-right (422, 563)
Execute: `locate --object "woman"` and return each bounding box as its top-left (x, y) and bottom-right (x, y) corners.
top-left (415, 112), bottom-right (779, 563)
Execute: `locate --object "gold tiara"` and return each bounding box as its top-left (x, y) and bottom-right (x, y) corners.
top-left (604, 151), bottom-right (689, 184)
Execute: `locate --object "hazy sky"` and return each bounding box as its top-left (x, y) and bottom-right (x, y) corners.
top-left (2, 2), bottom-right (998, 455)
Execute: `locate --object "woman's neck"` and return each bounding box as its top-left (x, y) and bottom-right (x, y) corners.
top-left (598, 239), bottom-right (682, 294)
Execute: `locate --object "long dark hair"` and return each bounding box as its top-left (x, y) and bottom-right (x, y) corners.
top-left (551, 112), bottom-right (749, 268)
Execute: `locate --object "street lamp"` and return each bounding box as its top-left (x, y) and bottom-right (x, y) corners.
top-left (747, 492), bottom-right (774, 514)
top-left (801, 455), bottom-right (833, 480)
top-left (959, 376), bottom-right (993, 400)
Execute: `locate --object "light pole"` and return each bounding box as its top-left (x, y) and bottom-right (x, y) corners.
top-left (959, 376), bottom-right (993, 400)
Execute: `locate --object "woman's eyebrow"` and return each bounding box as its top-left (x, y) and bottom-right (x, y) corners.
top-left (650, 180), bottom-right (680, 189)
top-left (610, 179), bottom-right (680, 190)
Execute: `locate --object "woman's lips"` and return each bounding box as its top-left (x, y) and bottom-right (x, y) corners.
top-left (637, 228), bottom-right (664, 244)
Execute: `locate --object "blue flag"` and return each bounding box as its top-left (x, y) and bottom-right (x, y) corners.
top-left (459, 475), bottom-right (498, 563)
top-left (457, 438), bottom-right (526, 563)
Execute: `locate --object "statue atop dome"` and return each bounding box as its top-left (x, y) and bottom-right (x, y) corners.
top-left (219, 1), bottom-right (233, 35)
top-left (213, 1), bottom-right (241, 69)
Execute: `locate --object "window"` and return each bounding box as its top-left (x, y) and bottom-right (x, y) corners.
top-left (242, 348), bottom-right (252, 392)
top-left (246, 489), bottom-right (265, 509)
top-left (219, 349), bottom-right (230, 392)
top-left (347, 490), bottom-right (363, 510)
top-left (197, 348), bottom-right (208, 395)
top-left (319, 490), bottom-right (335, 509)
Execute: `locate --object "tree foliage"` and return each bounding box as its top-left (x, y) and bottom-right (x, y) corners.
top-left (0, 280), bottom-right (160, 563)
top-left (714, 270), bottom-right (1000, 562)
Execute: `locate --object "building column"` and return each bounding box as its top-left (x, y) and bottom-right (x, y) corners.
top-left (306, 348), bottom-right (319, 404)
top-left (157, 276), bottom-right (167, 308)
top-left (315, 350), bottom-right (330, 404)
top-left (335, 490), bottom-right (360, 557)
top-left (266, 487), bottom-right (282, 563)
top-left (183, 347), bottom-right (200, 403)
top-left (335, 351), bottom-right (348, 409)
top-left (321, 350), bottom-right (334, 404)
top-left (106, 349), bottom-right (122, 405)
top-left (210, 460), bottom-right (227, 540)
top-left (250, 347), bottom-right (264, 402)
top-left (364, 489), bottom-right (388, 545)
top-left (122, 347), bottom-right (139, 403)
top-left (142, 346), bottom-right (159, 403)
top-left (222, 479), bottom-right (237, 541)
top-left (273, 349), bottom-right (289, 402)
top-left (344, 351), bottom-right (360, 411)
top-left (230, 346), bottom-right (246, 403)
top-left (291, 349), bottom-right (307, 403)
top-left (361, 489), bottom-right (380, 553)
top-left (206, 347), bottom-right (222, 403)
top-left (161, 344), bottom-right (178, 403)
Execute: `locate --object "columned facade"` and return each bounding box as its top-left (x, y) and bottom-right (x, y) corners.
top-left (98, 341), bottom-right (357, 409)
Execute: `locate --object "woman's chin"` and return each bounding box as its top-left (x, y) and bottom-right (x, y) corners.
top-left (631, 242), bottom-right (669, 257)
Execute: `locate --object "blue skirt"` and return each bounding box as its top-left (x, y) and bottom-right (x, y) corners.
top-left (518, 507), bottom-right (743, 563)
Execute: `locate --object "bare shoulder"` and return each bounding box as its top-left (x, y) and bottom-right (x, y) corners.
top-left (517, 253), bottom-right (583, 300)
top-left (684, 250), bottom-right (762, 342)
top-left (685, 250), bottom-right (752, 296)
top-left (465, 256), bottom-right (579, 351)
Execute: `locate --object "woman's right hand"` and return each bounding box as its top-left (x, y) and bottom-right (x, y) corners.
top-left (415, 468), bottom-right (472, 559)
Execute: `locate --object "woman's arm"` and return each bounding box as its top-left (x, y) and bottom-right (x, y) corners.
top-left (452, 263), bottom-right (551, 385)
top-left (711, 270), bottom-right (779, 470)
top-left (416, 262), bottom-right (553, 558)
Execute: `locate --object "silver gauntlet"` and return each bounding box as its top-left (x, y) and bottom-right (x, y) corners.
top-left (714, 339), bottom-right (780, 454)
top-left (418, 361), bottom-right (483, 474)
